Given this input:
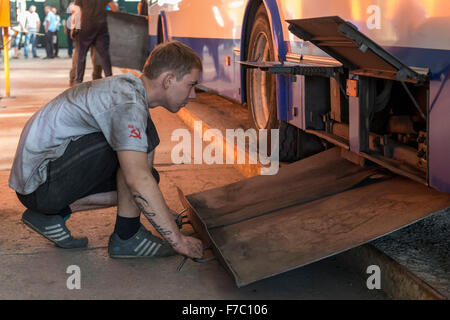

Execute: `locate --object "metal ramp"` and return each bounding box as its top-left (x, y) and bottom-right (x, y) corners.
top-left (178, 148), bottom-right (450, 287)
top-left (104, 11), bottom-right (150, 71)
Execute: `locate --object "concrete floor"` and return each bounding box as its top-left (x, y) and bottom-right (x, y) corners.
top-left (0, 49), bottom-right (387, 299)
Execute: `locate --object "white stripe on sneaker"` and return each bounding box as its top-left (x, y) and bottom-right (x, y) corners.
top-left (44, 228), bottom-right (64, 235)
top-left (45, 224), bottom-right (61, 230)
top-left (138, 241), bottom-right (152, 256)
top-left (150, 244), bottom-right (162, 257)
top-left (48, 231), bottom-right (67, 239)
top-left (54, 234), bottom-right (70, 241)
top-left (143, 242), bottom-right (156, 256)
top-left (133, 239), bottom-right (147, 253)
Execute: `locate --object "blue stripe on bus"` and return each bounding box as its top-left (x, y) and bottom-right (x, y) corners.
top-left (385, 46), bottom-right (450, 80)
top-left (148, 35), bottom-right (449, 109)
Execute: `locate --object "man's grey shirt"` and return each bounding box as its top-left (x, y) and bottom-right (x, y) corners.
top-left (9, 73), bottom-right (159, 195)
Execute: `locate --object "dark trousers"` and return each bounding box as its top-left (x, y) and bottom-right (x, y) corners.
top-left (16, 133), bottom-right (160, 216)
top-left (70, 37), bottom-right (103, 86)
top-left (67, 32), bottom-right (73, 57)
top-left (76, 25), bottom-right (112, 83)
top-left (54, 32), bottom-right (59, 57)
top-left (17, 133), bottom-right (118, 216)
top-left (45, 31), bottom-right (55, 58)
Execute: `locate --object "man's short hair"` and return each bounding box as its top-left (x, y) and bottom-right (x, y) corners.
top-left (142, 41), bottom-right (203, 80)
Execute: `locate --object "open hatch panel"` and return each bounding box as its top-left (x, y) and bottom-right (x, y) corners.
top-left (179, 149), bottom-right (450, 287)
top-left (286, 16), bottom-right (428, 83)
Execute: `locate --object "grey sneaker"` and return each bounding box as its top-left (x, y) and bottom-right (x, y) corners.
top-left (22, 209), bottom-right (88, 249)
top-left (108, 225), bottom-right (177, 258)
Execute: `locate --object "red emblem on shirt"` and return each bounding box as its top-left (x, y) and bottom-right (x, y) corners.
top-left (128, 125), bottom-right (142, 140)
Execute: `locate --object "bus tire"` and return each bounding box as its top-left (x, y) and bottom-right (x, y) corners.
top-left (246, 6), bottom-right (295, 161)
top-left (247, 5), bottom-right (324, 162)
top-left (246, 5), bottom-right (278, 133)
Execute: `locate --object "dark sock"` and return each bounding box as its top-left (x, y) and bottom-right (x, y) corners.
top-left (114, 216), bottom-right (141, 240)
top-left (57, 206), bottom-right (72, 221)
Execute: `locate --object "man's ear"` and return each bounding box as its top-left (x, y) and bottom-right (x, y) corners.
top-left (162, 72), bottom-right (175, 89)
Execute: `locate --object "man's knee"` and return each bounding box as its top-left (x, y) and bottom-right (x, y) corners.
top-left (17, 189), bottom-right (71, 216)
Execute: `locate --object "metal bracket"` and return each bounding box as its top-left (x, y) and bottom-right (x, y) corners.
top-left (400, 81), bottom-right (427, 121)
top-left (177, 247), bottom-right (217, 272)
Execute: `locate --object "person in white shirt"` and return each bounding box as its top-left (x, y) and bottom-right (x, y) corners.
top-left (12, 10), bottom-right (27, 58)
top-left (23, 5), bottom-right (41, 59)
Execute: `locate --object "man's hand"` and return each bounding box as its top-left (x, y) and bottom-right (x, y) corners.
top-left (168, 209), bottom-right (204, 259)
top-left (175, 235), bottom-right (204, 259)
top-left (70, 29), bottom-right (79, 40)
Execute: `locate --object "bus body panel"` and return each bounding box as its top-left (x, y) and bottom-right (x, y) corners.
top-left (148, 0), bottom-right (449, 103)
top-left (429, 73), bottom-right (450, 192)
top-left (146, 0), bottom-right (450, 192)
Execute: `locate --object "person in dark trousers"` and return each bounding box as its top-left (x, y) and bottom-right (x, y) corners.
top-left (51, 7), bottom-right (61, 58)
top-left (68, 4), bottom-right (102, 87)
top-left (10, 41), bottom-right (204, 260)
top-left (65, 3), bottom-right (74, 57)
top-left (137, 0), bottom-right (149, 16)
top-left (43, 6), bottom-right (57, 59)
top-left (74, 0), bottom-right (118, 84)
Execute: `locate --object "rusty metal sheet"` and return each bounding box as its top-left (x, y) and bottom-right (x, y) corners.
top-left (178, 148), bottom-right (450, 287)
top-left (185, 148), bottom-right (378, 229)
top-left (101, 12), bottom-right (149, 71)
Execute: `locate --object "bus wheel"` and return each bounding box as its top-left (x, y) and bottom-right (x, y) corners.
top-left (247, 6), bottom-right (297, 161)
top-left (246, 5), bottom-right (278, 133)
top-left (246, 5), bottom-right (325, 162)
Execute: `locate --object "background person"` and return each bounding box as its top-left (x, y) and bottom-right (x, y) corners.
top-left (23, 5), bottom-right (41, 59)
top-left (74, 0), bottom-right (118, 84)
top-left (137, 0), bottom-right (149, 16)
top-left (12, 9), bottom-right (26, 59)
top-left (51, 7), bottom-right (61, 58)
top-left (65, 2), bottom-right (74, 58)
top-left (43, 6), bottom-right (57, 59)
top-left (69, 4), bottom-right (103, 86)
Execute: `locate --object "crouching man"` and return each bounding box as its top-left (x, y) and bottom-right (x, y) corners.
top-left (9, 41), bottom-right (204, 260)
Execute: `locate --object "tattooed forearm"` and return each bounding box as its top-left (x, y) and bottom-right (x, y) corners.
top-left (143, 211), bottom-right (178, 248)
top-left (133, 194), bottom-right (155, 217)
top-left (142, 212), bottom-right (173, 235)
top-left (133, 193), bottom-right (178, 248)
top-left (133, 195), bottom-right (151, 212)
